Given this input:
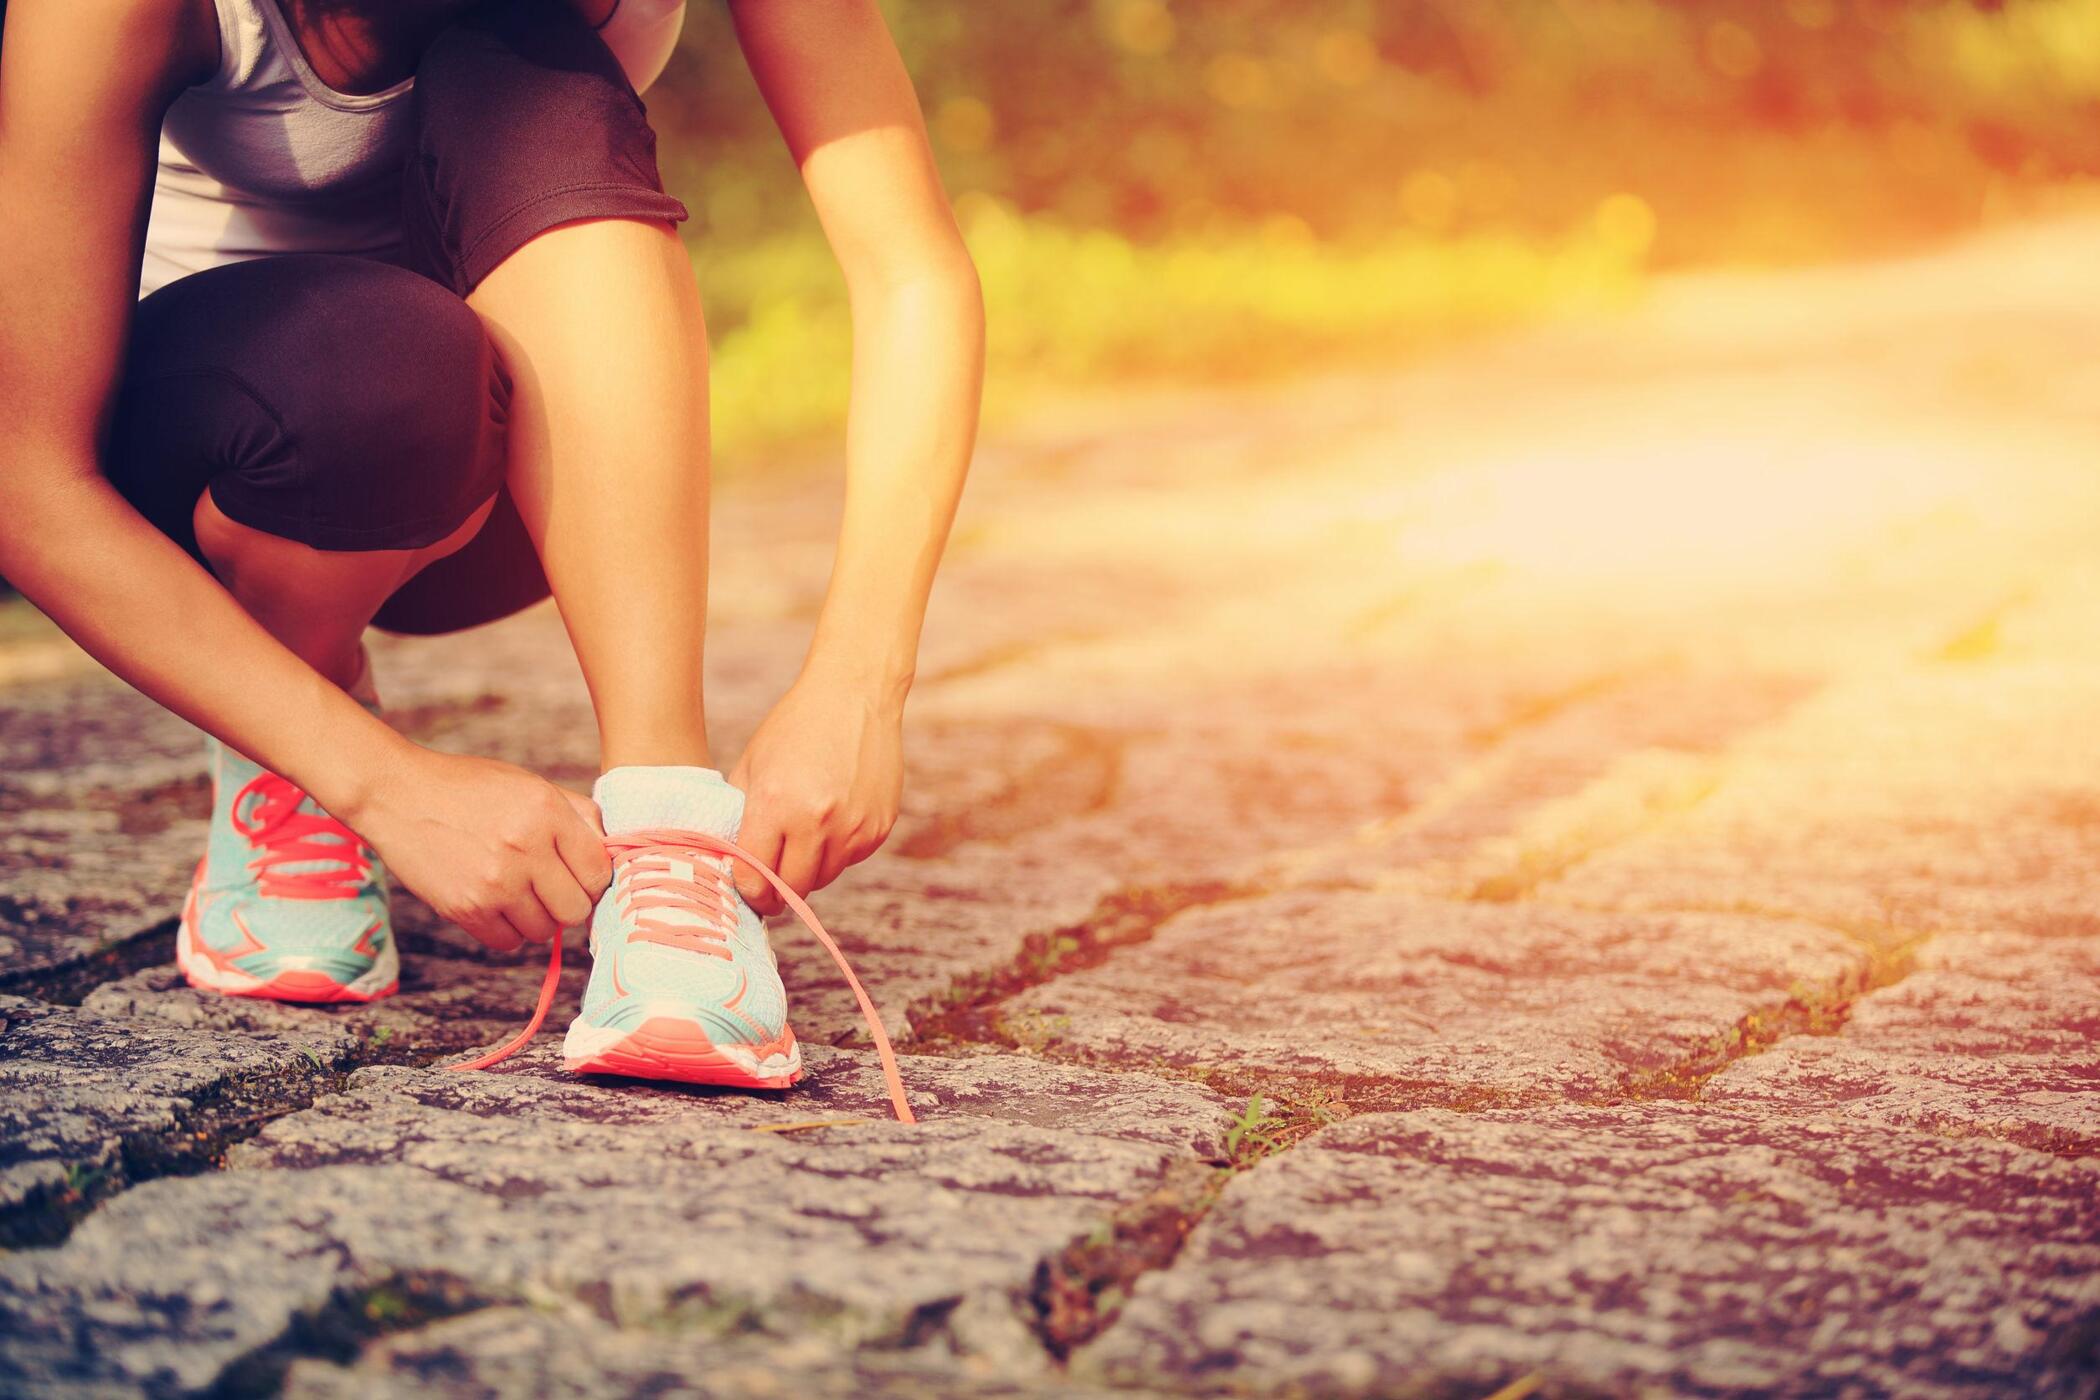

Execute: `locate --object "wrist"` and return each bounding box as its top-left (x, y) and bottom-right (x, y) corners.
top-left (305, 705), bottom-right (417, 825)
top-left (798, 641), bottom-right (914, 714)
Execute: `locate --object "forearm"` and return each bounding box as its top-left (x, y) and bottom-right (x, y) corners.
top-left (805, 259), bottom-right (985, 700)
top-left (0, 454), bottom-right (406, 816)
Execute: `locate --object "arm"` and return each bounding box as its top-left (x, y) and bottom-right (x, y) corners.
top-left (0, 0), bottom-right (609, 949)
top-left (724, 0), bottom-right (987, 910)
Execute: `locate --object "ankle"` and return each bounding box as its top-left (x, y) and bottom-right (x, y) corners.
top-left (598, 735), bottom-right (712, 770)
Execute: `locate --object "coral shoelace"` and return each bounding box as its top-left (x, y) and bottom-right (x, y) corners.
top-left (448, 828), bottom-right (916, 1125)
top-left (616, 835), bottom-right (739, 958)
top-left (231, 772), bottom-right (373, 899)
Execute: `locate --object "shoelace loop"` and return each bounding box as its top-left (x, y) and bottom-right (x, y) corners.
top-left (448, 829), bottom-right (916, 1125)
top-left (612, 838), bottom-right (739, 959)
top-left (229, 772), bottom-right (372, 900)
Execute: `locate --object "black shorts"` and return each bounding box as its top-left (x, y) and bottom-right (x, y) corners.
top-left (105, 0), bottom-right (688, 636)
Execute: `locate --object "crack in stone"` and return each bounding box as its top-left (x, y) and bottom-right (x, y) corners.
top-left (1464, 672), bottom-right (1632, 750)
top-left (0, 771), bottom-right (209, 838)
top-left (1929, 587), bottom-right (2030, 666)
top-left (893, 723), bottom-right (1122, 861)
top-left (1611, 931), bottom-right (1925, 1104)
top-left (0, 959), bottom-right (575, 1245)
top-left (910, 878), bottom-right (1248, 1048)
top-left (1026, 1077), bottom-right (1363, 1365)
top-left (1464, 756), bottom-right (1723, 903)
top-left (0, 915), bottom-right (178, 1005)
top-left (0, 1053), bottom-right (353, 1250)
top-left (207, 1271), bottom-right (497, 1399)
top-left (1028, 1158), bottom-right (1222, 1360)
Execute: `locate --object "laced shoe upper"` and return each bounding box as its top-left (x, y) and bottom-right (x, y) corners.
top-left (453, 766), bottom-right (913, 1123)
top-left (577, 828), bottom-right (789, 1044)
top-left (191, 736), bottom-right (390, 983)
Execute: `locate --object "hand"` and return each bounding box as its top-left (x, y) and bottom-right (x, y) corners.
top-left (728, 673), bottom-right (904, 914)
top-left (341, 744), bottom-right (613, 954)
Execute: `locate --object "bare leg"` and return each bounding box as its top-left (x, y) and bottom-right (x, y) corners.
top-left (193, 488), bottom-right (495, 689)
top-left (465, 218), bottom-right (712, 769)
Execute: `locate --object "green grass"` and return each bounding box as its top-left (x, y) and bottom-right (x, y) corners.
top-left (698, 201), bottom-right (1648, 455)
top-left (665, 0), bottom-right (2100, 456)
top-left (1222, 1092), bottom-right (1289, 1169)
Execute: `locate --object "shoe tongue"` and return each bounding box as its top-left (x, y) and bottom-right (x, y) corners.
top-left (593, 765), bottom-right (745, 839)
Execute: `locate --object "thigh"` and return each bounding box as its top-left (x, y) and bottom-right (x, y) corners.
top-left (401, 0), bottom-right (688, 296)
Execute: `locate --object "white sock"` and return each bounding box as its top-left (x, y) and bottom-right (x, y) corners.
top-left (592, 765), bottom-right (745, 838)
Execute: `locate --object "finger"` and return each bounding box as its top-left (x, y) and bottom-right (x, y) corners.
top-left (552, 797), bottom-right (614, 903)
top-left (774, 830), bottom-right (827, 904)
top-left (503, 894), bottom-right (563, 946)
top-left (813, 836), bottom-right (865, 896)
top-left (734, 818), bottom-right (787, 915)
top-left (531, 861), bottom-right (595, 929)
top-left (464, 913), bottom-right (523, 955)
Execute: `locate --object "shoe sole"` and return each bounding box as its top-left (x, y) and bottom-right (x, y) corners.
top-left (176, 884), bottom-right (399, 1005)
top-left (563, 1016), bottom-right (804, 1089)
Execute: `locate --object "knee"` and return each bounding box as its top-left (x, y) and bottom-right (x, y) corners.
top-left (208, 261), bottom-right (508, 553)
top-left (304, 265), bottom-right (503, 466)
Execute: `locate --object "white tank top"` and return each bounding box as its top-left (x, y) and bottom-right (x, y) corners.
top-left (141, 0), bottom-right (687, 298)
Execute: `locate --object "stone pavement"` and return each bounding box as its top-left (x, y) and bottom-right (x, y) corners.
top-left (4, 219), bottom-right (2100, 1398)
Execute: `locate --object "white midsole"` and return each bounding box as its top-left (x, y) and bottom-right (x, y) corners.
top-left (561, 1017), bottom-right (801, 1078)
top-left (176, 904), bottom-right (400, 998)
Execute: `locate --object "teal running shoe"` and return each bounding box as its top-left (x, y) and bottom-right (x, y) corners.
top-left (176, 734), bottom-right (396, 1003)
top-left (562, 766), bottom-right (801, 1088)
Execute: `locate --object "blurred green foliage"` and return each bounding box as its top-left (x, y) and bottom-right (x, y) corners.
top-left (661, 0), bottom-right (2100, 259)
top-left (655, 0), bottom-right (2100, 449)
top-left (699, 210), bottom-right (1648, 451)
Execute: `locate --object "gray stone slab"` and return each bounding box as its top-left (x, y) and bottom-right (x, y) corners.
top-left (0, 1050), bottom-right (1230, 1397)
top-left (82, 955), bottom-right (586, 1069)
top-left (1546, 665), bottom-right (2100, 941)
top-left (924, 648), bottom-right (1621, 867)
top-left (1282, 669), bottom-right (1813, 898)
top-left (0, 665), bottom-right (202, 778)
top-left (1080, 1104), bottom-right (2100, 1398)
top-left (1006, 889), bottom-right (1868, 1104)
top-left (0, 801), bottom-right (198, 992)
top-left (0, 996), bottom-right (330, 1246)
top-left (241, 1042), bottom-right (1235, 1165)
top-left (0, 677), bottom-right (205, 988)
top-left (284, 1305), bottom-right (1175, 1400)
top-left (1705, 931), bottom-right (2100, 1155)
